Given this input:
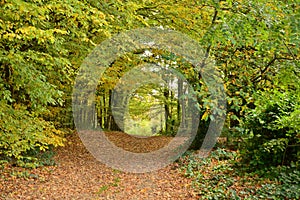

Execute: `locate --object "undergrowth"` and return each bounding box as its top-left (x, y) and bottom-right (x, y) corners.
top-left (178, 148), bottom-right (300, 199)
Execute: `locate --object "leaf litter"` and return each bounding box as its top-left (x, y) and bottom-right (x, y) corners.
top-left (0, 132), bottom-right (195, 200)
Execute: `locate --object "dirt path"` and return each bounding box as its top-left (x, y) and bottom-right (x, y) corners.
top-left (1, 132), bottom-right (197, 200)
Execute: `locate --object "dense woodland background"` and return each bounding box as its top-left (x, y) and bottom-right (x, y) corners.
top-left (0, 0), bottom-right (299, 198)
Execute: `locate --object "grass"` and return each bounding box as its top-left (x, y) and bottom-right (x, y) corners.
top-left (96, 176), bottom-right (121, 194)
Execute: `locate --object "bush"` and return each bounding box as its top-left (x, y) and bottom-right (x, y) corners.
top-left (178, 150), bottom-right (300, 199)
top-left (239, 90), bottom-right (300, 169)
top-left (0, 102), bottom-right (65, 168)
top-left (0, 0), bottom-right (110, 167)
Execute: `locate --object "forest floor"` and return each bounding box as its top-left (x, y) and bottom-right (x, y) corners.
top-left (0, 132), bottom-right (197, 200)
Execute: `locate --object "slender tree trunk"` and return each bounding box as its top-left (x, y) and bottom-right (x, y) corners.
top-left (177, 78), bottom-right (183, 126)
top-left (103, 91), bottom-right (107, 129)
top-left (164, 89), bottom-right (169, 133)
top-left (98, 95), bottom-right (103, 128)
top-left (105, 89), bottom-right (121, 131)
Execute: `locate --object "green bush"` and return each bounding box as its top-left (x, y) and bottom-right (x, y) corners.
top-left (0, 101), bottom-right (65, 168)
top-left (0, 0), bottom-right (110, 166)
top-left (253, 166), bottom-right (300, 200)
top-left (240, 90), bottom-right (300, 169)
top-left (178, 150), bottom-right (300, 199)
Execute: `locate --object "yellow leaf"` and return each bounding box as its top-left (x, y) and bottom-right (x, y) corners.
top-left (201, 110), bottom-right (209, 120)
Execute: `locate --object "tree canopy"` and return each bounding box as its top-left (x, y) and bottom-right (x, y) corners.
top-left (0, 0), bottom-right (299, 170)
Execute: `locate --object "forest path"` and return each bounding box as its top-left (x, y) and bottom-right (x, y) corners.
top-left (1, 132), bottom-right (197, 200)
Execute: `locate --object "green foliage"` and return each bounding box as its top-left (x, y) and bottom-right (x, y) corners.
top-left (209, 0), bottom-right (300, 168)
top-left (0, 0), bottom-right (111, 165)
top-left (220, 0), bottom-right (298, 128)
top-left (239, 89), bottom-right (300, 169)
top-left (1, 0), bottom-right (299, 175)
top-left (84, 0), bottom-right (299, 150)
top-left (254, 168), bottom-right (300, 200)
top-left (178, 149), bottom-right (300, 199)
top-left (0, 101), bottom-right (64, 167)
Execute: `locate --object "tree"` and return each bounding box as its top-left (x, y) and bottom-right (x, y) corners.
top-left (1, 0), bottom-right (298, 168)
top-left (0, 0), bottom-right (111, 166)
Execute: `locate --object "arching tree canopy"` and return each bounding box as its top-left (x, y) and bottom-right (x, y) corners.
top-left (0, 0), bottom-right (299, 169)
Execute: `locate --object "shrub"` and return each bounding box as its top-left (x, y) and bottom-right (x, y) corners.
top-left (0, 102), bottom-right (65, 168)
top-left (239, 90), bottom-right (300, 169)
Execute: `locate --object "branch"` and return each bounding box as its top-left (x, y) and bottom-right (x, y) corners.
top-left (283, 40), bottom-right (297, 61)
top-left (136, 3), bottom-right (163, 12)
top-left (198, 8), bottom-right (219, 81)
top-left (199, 8), bottom-right (218, 72)
top-left (251, 56), bottom-right (277, 83)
